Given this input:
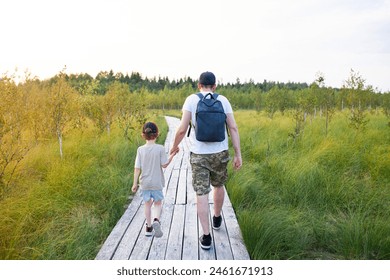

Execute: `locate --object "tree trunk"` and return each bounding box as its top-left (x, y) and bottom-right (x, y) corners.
top-left (106, 122), bottom-right (111, 135)
top-left (57, 128), bottom-right (63, 159)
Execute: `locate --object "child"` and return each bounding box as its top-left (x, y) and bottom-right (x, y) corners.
top-left (132, 122), bottom-right (175, 238)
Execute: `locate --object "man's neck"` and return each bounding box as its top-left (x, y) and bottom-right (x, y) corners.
top-left (200, 88), bottom-right (214, 93)
top-left (199, 84), bottom-right (215, 93)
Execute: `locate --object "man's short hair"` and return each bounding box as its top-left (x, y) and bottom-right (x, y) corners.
top-left (199, 71), bottom-right (216, 86)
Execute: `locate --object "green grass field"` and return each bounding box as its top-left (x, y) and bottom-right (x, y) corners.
top-left (0, 110), bottom-right (389, 259)
top-left (227, 110), bottom-right (390, 259)
top-left (0, 116), bottom-right (167, 259)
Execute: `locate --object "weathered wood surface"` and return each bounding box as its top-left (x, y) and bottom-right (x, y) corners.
top-left (95, 116), bottom-right (250, 260)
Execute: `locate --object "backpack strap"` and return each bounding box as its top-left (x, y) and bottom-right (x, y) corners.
top-left (201, 92), bottom-right (219, 100)
top-left (187, 93), bottom-right (203, 137)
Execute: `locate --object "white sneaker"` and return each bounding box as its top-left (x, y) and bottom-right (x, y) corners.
top-left (152, 220), bottom-right (163, 238)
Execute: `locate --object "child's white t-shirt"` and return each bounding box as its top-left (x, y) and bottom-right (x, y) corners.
top-left (134, 143), bottom-right (168, 190)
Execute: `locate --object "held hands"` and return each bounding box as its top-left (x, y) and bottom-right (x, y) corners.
top-left (162, 148), bottom-right (179, 169)
top-left (170, 146), bottom-right (180, 156)
top-left (168, 153), bottom-right (176, 162)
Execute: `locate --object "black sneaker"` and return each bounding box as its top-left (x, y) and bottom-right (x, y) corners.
top-left (212, 215), bottom-right (222, 230)
top-left (199, 234), bottom-right (212, 250)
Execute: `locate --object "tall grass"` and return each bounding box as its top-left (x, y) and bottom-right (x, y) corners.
top-left (0, 116), bottom-right (167, 259)
top-left (1, 109), bottom-right (388, 260)
top-left (227, 110), bottom-right (390, 259)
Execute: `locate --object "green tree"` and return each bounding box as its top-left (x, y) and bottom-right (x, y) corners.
top-left (313, 74), bottom-right (336, 136)
top-left (342, 69), bottom-right (370, 131)
top-left (264, 87), bottom-right (280, 118)
top-left (112, 82), bottom-right (147, 141)
top-left (0, 76), bottom-right (31, 194)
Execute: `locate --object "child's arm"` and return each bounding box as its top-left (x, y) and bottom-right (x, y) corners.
top-left (132, 168), bottom-right (141, 192)
top-left (161, 152), bottom-right (176, 169)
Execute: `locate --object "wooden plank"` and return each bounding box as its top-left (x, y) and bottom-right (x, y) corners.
top-left (147, 203), bottom-right (174, 260)
top-left (186, 170), bottom-right (196, 204)
top-left (198, 213), bottom-right (216, 260)
top-left (163, 164), bottom-right (174, 197)
top-left (173, 149), bottom-right (184, 170)
top-left (111, 204), bottom-right (145, 260)
top-left (223, 204), bottom-right (251, 260)
top-left (96, 116), bottom-right (250, 260)
top-left (165, 169), bottom-right (179, 205)
top-left (163, 158), bottom-right (174, 177)
top-left (165, 204), bottom-right (186, 260)
top-left (210, 205), bottom-right (234, 260)
top-left (176, 168), bottom-right (187, 205)
top-left (95, 193), bottom-right (142, 260)
top-left (182, 202), bottom-right (199, 260)
top-left (129, 226), bottom-right (154, 260)
top-left (181, 151), bottom-right (190, 170)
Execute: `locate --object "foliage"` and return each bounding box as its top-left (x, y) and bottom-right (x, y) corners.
top-left (342, 69), bottom-right (371, 132)
top-left (0, 77), bottom-right (33, 195)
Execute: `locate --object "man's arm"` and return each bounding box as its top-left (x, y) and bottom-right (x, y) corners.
top-left (170, 110), bottom-right (191, 155)
top-left (226, 112), bottom-right (242, 170)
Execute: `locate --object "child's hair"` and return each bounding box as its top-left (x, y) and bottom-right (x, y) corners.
top-left (142, 122), bottom-right (159, 140)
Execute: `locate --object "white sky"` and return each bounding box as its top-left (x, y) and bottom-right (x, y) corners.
top-left (1, 0), bottom-right (390, 91)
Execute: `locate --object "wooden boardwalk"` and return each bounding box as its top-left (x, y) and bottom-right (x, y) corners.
top-left (95, 116), bottom-right (250, 260)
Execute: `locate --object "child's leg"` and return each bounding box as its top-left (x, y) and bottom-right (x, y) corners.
top-left (144, 199), bottom-right (153, 226)
top-left (152, 200), bottom-right (163, 238)
top-left (152, 200), bottom-right (162, 222)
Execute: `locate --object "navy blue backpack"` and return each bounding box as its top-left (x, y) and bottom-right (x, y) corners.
top-left (187, 93), bottom-right (227, 142)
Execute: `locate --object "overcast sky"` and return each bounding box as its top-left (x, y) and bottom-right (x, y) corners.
top-left (1, 0), bottom-right (389, 91)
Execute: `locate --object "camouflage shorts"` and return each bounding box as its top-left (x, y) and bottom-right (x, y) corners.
top-left (190, 150), bottom-right (230, 196)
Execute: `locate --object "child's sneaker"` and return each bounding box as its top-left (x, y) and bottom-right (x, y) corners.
top-left (199, 234), bottom-right (212, 250)
top-left (145, 224), bottom-right (153, 236)
top-left (152, 219), bottom-right (163, 238)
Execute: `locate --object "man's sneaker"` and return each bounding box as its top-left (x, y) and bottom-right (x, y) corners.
top-left (199, 234), bottom-right (212, 250)
top-left (145, 224), bottom-right (153, 236)
top-left (152, 220), bottom-right (163, 238)
top-left (212, 215), bottom-right (222, 230)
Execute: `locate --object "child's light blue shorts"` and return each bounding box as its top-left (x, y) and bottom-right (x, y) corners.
top-left (141, 190), bottom-right (164, 202)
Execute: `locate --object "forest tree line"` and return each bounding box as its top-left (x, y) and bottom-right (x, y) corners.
top-left (1, 69), bottom-right (390, 195)
top-left (61, 69), bottom-right (389, 113)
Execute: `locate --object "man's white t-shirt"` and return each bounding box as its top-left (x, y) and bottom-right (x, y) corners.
top-left (134, 143), bottom-right (168, 190)
top-left (182, 91), bottom-right (233, 154)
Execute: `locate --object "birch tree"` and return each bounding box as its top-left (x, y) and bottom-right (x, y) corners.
top-left (342, 69), bottom-right (370, 131)
top-left (46, 71), bottom-right (78, 158)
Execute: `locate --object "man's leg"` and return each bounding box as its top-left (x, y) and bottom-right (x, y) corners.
top-left (213, 186), bottom-right (225, 217)
top-left (197, 193), bottom-right (213, 249)
top-left (197, 194), bottom-right (210, 235)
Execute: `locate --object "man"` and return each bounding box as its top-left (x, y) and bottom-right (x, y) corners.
top-left (170, 71), bottom-right (242, 250)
